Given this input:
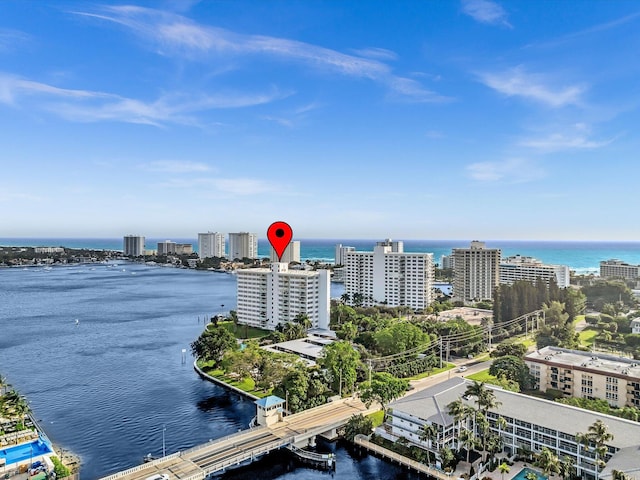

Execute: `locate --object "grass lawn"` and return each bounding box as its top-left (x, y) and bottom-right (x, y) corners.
top-left (579, 327), bottom-right (599, 347)
top-left (573, 314), bottom-right (586, 326)
top-left (215, 320), bottom-right (271, 339)
top-left (466, 369), bottom-right (497, 383)
top-left (198, 361), bottom-right (272, 398)
top-left (406, 363), bottom-right (455, 381)
top-left (367, 410), bottom-right (385, 428)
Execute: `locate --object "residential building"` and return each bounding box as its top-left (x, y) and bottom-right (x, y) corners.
top-left (499, 254), bottom-right (570, 288)
top-left (343, 239), bottom-right (434, 310)
top-left (524, 346), bottom-right (640, 409)
top-left (631, 319), bottom-right (640, 334)
top-left (270, 240), bottom-right (300, 263)
top-left (334, 244), bottom-right (355, 266)
top-left (261, 335), bottom-right (334, 366)
top-left (198, 232), bottom-right (225, 259)
top-left (236, 262), bottom-right (330, 331)
top-left (34, 247), bottom-right (65, 254)
top-left (452, 241), bottom-right (500, 303)
top-left (440, 254), bottom-right (454, 270)
top-left (386, 377), bottom-right (640, 480)
top-left (123, 235), bottom-right (145, 257)
top-left (157, 240), bottom-right (177, 255)
top-left (175, 244), bottom-right (193, 255)
top-left (600, 259), bottom-right (640, 281)
top-left (228, 232), bottom-right (258, 260)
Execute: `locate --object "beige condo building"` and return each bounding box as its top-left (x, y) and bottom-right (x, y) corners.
top-left (525, 346), bottom-right (640, 409)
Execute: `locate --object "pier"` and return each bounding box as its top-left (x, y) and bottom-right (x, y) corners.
top-left (99, 397), bottom-right (376, 480)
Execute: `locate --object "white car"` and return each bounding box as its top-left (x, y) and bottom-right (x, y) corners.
top-left (457, 366), bottom-right (468, 372)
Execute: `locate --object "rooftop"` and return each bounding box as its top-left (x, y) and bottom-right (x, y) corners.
top-left (260, 335), bottom-right (334, 366)
top-left (389, 377), bottom-right (640, 449)
top-left (524, 346), bottom-right (640, 379)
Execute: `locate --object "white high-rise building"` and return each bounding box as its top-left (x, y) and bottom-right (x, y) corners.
top-left (270, 241), bottom-right (300, 263)
top-left (343, 239), bottom-right (434, 310)
top-left (334, 244), bottom-right (355, 266)
top-left (236, 262), bottom-right (330, 331)
top-left (228, 232), bottom-right (258, 260)
top-left (440, 254), bottom-right (454, 270)
top-left (500, 255), bottom-right (570, 288)
top-left (198, 232), bottom-right (225, 259)
top-left (123, 235), bottom-right (145, 256)
top-left (452, 241), bottom-right (501, 303)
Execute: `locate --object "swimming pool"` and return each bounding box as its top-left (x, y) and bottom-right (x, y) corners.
top-left (0, 439), bottom-right (53, 465)
top-left (512, 467), bottom-right (547, 480)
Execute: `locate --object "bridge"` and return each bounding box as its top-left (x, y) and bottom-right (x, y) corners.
top-left (99, 397), bottom-right (376, 480)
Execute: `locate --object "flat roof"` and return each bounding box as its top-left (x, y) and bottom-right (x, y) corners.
top-left (389, 377), bottom-right (640, 449)
top-left (525, 346), bottom-right (640, 379)
top-left (260, 335), bottom-right (334, 365)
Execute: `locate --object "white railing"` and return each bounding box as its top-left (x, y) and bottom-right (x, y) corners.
top-left (99, 452), bottom-right (183, 480)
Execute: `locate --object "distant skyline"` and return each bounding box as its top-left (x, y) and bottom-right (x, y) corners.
top-left (2, 1), bottom-right (640, 240)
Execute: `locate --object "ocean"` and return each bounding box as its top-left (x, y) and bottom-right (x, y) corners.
top-left (2, 238), bottom-right (640, 274)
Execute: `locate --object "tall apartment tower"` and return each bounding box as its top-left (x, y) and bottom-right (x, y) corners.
top-left (344, 239), bottom-right (434, 310)
top-left (123, 235), bottom-right (145, 256)
top-left (198, 232), bottom-right (225, 259)
top-left (452, 241), bottom-right (501, 303)
top-left (157, 240), bottom-right (177, 255)
top-left (228, 232), bottom-right (258, 260)
top-left (236, 262), bottom-right (330, 331)
top-left (335, 244), bottom-right (355, 266)
top-left (269, 241), bottom-right (300, 263)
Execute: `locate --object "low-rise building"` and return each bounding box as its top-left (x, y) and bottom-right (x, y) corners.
top-left (631, 319), bottom-right (640, 334)
top-left (386, 377), bottom-right (640, 479)
top-left (524, 346), bottom-right (640, 409)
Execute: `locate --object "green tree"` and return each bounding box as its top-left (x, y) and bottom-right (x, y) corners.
top-left (558, 456), bottom-right (576, 480)
top-left (191, 325), bottom-right (238, 365)
top-left (535, 447), bottom-right (560, 477)
top-left (499, 462), bottom-right (510, 480)
top-left (373, 322), bottom-right (430, 356)
top-left (343, 413), bottom-right (373, 442)
top-left (319, 340), bottom-right (360, 395)
top-left (51, 457), bottom-right (71, 478)
top-left (419, 422), bottom-right (438, 466)
top-left (439, 446), bottom-right (455, 469)
top-left (578, 419), bottom-right (614, 480)
top-left (489, 355), bottom-right (535, 390)
top-left (359, 372), bottom-right (408, 414)
top-left (490, 342), bottom-right (528, 358)
top-left (337, 321), bottom-right (358, 341)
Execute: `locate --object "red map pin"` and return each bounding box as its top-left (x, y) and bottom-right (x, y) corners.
top-left (267, 221), bottom-right (293, 261)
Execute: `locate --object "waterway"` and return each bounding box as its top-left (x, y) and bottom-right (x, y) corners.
top-left (0, 262), bottom-right (415, 480)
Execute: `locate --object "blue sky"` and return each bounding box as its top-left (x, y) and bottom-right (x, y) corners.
top-left (1, 0), bottom-right (639, 240)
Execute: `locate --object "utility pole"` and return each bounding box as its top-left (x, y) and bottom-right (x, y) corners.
top-left (162, 424), bottom-right (166, 457)
top-left (439, 338), bottom-right (443, 368)
top-left (368, 359), bottom-right (372, 384)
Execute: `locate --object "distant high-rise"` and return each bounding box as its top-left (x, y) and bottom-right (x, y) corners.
top-left (123, 235), bottom-right (145, 256)
top-left (344, 239), bottom-right (434, 310)
top-left (157, 240), bottom-right (177, 255)
top-left (270, 240), bottom-right (300, 263)
top-left (500, 255), bottom-right (570, 288)
top-left (236, 262), bottom-right (330, 331)
top-left (334, 244), bottom-right (355, 266)
top-left (600, 259), bottom-right (640, 281)
top-left (440, 254), bottom-right (454, 270)
top-left (228, 232), bottom-right (258, 260)
top-left (198, 232), bottom-right (225, 259)
top-left (452, 241), bottom-right (500, 303)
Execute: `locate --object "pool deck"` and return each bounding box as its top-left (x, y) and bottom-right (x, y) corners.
top-left (480, 462), bottom-right (546, 480)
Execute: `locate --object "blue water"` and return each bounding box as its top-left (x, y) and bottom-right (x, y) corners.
top-left (0, 439), bottom-right (52, 465)
top-left (513, 467), bottom-right (547, 480)
top-left (0, 262), bottom-right (405, 480)
top-left (3, 238), bottom-right (640, 274)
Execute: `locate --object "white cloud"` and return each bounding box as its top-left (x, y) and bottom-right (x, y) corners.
top-left (462, 0), bottom-right (511, 28)
top-left (478, 66), bottom-right (586, 107)
top-left (350, 47), bottom-right (398, 61)
top-left (156, 176), bottom-right (285, 195)
top-left (0, 72), bottom-right (285, 126)
top-left (0, 29), bottom-right (31, 52)
top-left (141, 160), bottom-right (212, 173)
top-left (520, 133), bottom-right (614, 151)
top-left (466, 158), bottom-right (544, 183)
top-left (72, 5), bottom-right (448, 103)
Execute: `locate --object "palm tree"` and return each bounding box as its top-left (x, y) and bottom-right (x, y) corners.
top-left (578, 419), bottom-right (614, 480)
top-left (446, 399), bottom-right (474, 450)
top-left (499, 462), bottom-right (510, 480)
top-left (536, 447), bottom-right (560, 478)
top-left (458, 429), bottom-right (477, 473)
top-left (558, 456), bottom-right (576, 480)
top-left (340, 293), bottom-right (350, 304)
top-left (419, 423), bottom-right (438, 466)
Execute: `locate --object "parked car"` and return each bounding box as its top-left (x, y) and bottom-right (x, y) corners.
top-left (457, 366), bottom-right (467, 372)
